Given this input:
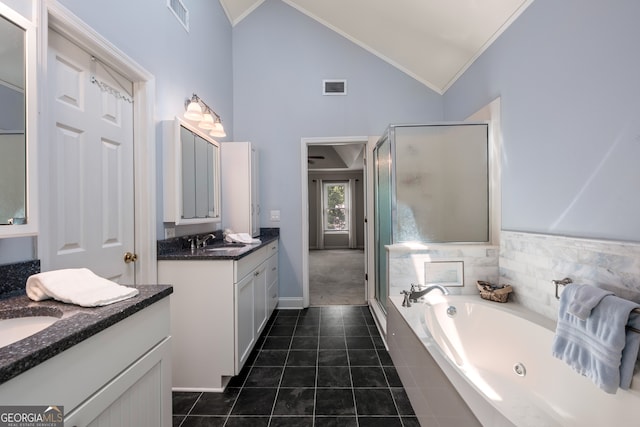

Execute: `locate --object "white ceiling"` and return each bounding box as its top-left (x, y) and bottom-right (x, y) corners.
top-left (308, 144), bottom-right (365, 170)
top-left (219, 0), bottom-right (534, 94)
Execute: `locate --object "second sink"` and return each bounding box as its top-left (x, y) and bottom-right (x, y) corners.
top-left (0, 307), bottom-right (63, 348)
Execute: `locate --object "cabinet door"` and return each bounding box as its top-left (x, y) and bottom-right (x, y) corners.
top-left (253, 262), bottom-right (268, 336)
top-left (65, 338), bottom-right (171, 427)
top-left (181, 126), bottom-right (196, 219)
top-left (266, 252), bottom-right (279, 314)
top-left (235, 273), bottom-right (255, 372)
top-left (250, 147), bottom-right (260, 236)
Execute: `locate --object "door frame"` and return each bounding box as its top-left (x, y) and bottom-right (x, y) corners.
top-left (37, 1), bottom-right (157, 283)
top-left (300, 136), bottom-right (370, 307)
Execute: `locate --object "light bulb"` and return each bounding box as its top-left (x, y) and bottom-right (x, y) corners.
top-left (210, 121), bottom-right (226, 137)
top-left (184, 100), bottom-right (203, 121)
top-left (199, 112), bottom-right (215, 130)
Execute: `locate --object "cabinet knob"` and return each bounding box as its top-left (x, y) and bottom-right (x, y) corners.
top-left (254, 271), bottom-right (260, 277)
top-left (123, 252), bottom-right (138, 263)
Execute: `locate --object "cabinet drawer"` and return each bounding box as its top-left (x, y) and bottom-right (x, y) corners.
top-left (267, 280), bottom-right (278, 313)
top-left (235, 240), bottom-right (279, 282)
top-left (266, 240), bottom-right (278, 257)
top-left (266, 252), bottom-right (278, 285)
top-left (235, 246), bottom-right (267, 281)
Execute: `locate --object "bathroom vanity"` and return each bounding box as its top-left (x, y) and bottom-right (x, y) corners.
top-left (157, 233), bottom-right (279, 391)
top-left (0, 285), bottom-right (173, 426)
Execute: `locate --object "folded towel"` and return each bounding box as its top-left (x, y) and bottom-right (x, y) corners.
top-left (567, 284), bottom-right (613, 320)
top-left (552, 283), bottom-right (640, 393)
top-left (26, 268), bottom-right (139, 307)
top-left (225, 232), bottom-right (261, 245)
top-left (620, 311), bottom-right (640, 390)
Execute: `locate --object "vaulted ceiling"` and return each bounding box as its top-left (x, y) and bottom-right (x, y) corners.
top-left (219, 0), bottom-right (534, 94)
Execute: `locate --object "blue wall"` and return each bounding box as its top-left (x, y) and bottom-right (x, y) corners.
top-left (5, 0), bottom-right (637, 300)
top-left (232, 0), bottom-right (443, 299)
top-left (444, 0), bottom-right (640, 242)
top-left (57, 0), bottom-right (233, 125)
top-left (57, 0), bottom-right (234, 240)
top-left (0, 0), bottom-right (233, 263)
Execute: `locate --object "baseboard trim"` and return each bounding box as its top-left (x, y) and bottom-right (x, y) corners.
top-left (277, 297), bottom-right (305, 309)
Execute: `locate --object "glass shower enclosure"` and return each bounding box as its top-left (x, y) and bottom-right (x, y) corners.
top-left (373, 123), bottom-right (489, 313)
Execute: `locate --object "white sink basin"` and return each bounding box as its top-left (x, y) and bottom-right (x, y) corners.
top-left (0, 315), bottom-right (59, 348)
top-left (205, 247), bottom-right (241, 252)
top-left (204, 243), bottom-right (246, 252)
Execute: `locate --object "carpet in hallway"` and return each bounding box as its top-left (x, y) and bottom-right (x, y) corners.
top-left (309, 249), bottom-right (365, 306)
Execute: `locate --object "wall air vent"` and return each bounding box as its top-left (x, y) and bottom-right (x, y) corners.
top-left (168, 0), bottom-right (189, 32)
top-left (323, 79), bottom-right (347, 96)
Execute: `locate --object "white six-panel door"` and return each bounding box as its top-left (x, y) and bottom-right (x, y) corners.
top-left (47, 28), bottom-right (135, 283)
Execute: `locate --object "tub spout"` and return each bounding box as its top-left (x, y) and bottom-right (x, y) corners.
top-left (402, 284), bottom-right (449, 307)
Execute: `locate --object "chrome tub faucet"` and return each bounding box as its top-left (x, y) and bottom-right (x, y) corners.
top-left (401, 284), bottom-right (449, 307)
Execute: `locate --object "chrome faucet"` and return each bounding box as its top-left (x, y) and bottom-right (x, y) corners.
top-left (196, 234), bottom-right (215, 248)
top-left (401, 283), bottom-right (449, 307)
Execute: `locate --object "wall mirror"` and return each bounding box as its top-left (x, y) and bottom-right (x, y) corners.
top-left (0, 6), bottom-right (37, 237)
top-left (163, 117), bottom-right (221, 225)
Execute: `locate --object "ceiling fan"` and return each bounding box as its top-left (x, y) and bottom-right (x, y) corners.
top-left (308, 155), bottom-right (325, 164)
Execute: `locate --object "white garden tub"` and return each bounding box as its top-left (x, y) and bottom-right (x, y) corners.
top-left (389, 294), bottom-right (640, 427)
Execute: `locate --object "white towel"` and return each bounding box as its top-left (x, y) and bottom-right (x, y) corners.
top-left (26, 268), bottom-right (139, 307)
top-left (225, 232), bottom-right (261, 244)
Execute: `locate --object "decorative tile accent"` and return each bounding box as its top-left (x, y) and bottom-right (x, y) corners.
top-left (387, 244), bottom-right (499, 296)
top-left (499, 231), bottom-right (640, 320)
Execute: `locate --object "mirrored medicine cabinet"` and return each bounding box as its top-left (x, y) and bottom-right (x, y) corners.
top-left (163, 117), bottom-right (221, 225)
top-left (0, 7), bottom-right (38, 238)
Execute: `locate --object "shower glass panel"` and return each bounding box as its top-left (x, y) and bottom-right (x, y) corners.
top-left (395, 124), bottom-right (489, 243)
top-left (373, 136), bottom-right (392, 313)
top-left (373, 123), bottom-right (489, 312)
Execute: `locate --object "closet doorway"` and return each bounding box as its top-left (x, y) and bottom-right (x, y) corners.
top-left (302, 138), bottom-right (368, 306)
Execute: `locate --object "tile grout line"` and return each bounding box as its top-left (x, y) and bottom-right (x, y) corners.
top-left (172, 307), bottom-right (418, 426)
top-left (266, 310), bottom-right (299, 426)
top-left (224, 312), bottom-right (275, 427)
top-left (380, 346), bottom-right (407, 426)
top-left (177, 391), bottom-right (203, 427)
top-left (343, 308), bottom-right (361, 427)
top-left (313, 308), bottom-right (321, 427)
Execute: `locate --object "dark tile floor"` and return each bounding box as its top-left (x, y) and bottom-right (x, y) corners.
top-left (173, 305), bottom-right (418, 426)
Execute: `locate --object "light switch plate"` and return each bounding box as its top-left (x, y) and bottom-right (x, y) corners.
top-left (164, 227), bottom-right (176, 238)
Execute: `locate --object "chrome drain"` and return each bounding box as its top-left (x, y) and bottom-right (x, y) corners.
top-left (446, 305), bottom-right (457, 318)
top-left (513, 362), bottom-right (527, 377)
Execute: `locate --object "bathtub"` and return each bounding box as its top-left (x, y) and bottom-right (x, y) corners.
top-left (388, 294), bottom-right (640, 427)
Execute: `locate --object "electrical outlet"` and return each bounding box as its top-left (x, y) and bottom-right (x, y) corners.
top-left (270, 210), bottom-right (281, 222)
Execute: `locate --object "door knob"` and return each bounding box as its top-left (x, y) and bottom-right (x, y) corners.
top-left (124, 252), bottom-right (138, 263)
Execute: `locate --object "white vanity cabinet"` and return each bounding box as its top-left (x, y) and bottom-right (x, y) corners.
top-left (158, 240), bottom-right (278, 391)
top-left (221, 142), bottom-right (260, 237)
top-left (0, 298), bottom-right (172, 427)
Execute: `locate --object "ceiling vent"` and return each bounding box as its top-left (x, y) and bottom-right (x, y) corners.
top-left (323, 79), bottom-right (347, 96)
top-left (168, 0), bottom-right (189, 32)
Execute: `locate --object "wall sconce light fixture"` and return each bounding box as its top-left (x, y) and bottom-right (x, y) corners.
top-left (184, 93), bottom-right (226, 138)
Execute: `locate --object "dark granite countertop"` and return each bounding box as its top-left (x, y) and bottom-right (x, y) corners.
top-left (157, 229), bottom-right (279, 261)
top-left (0, 285), bottom-right (172, 385)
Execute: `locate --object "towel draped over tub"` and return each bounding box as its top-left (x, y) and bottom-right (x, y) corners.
top-left (552, 283), bottom-right (640, 394)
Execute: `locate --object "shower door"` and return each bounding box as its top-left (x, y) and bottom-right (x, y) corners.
top-left (372, 123), bottom-right (489, 313)
top-left (373, 135), bottom-right (393, 313)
